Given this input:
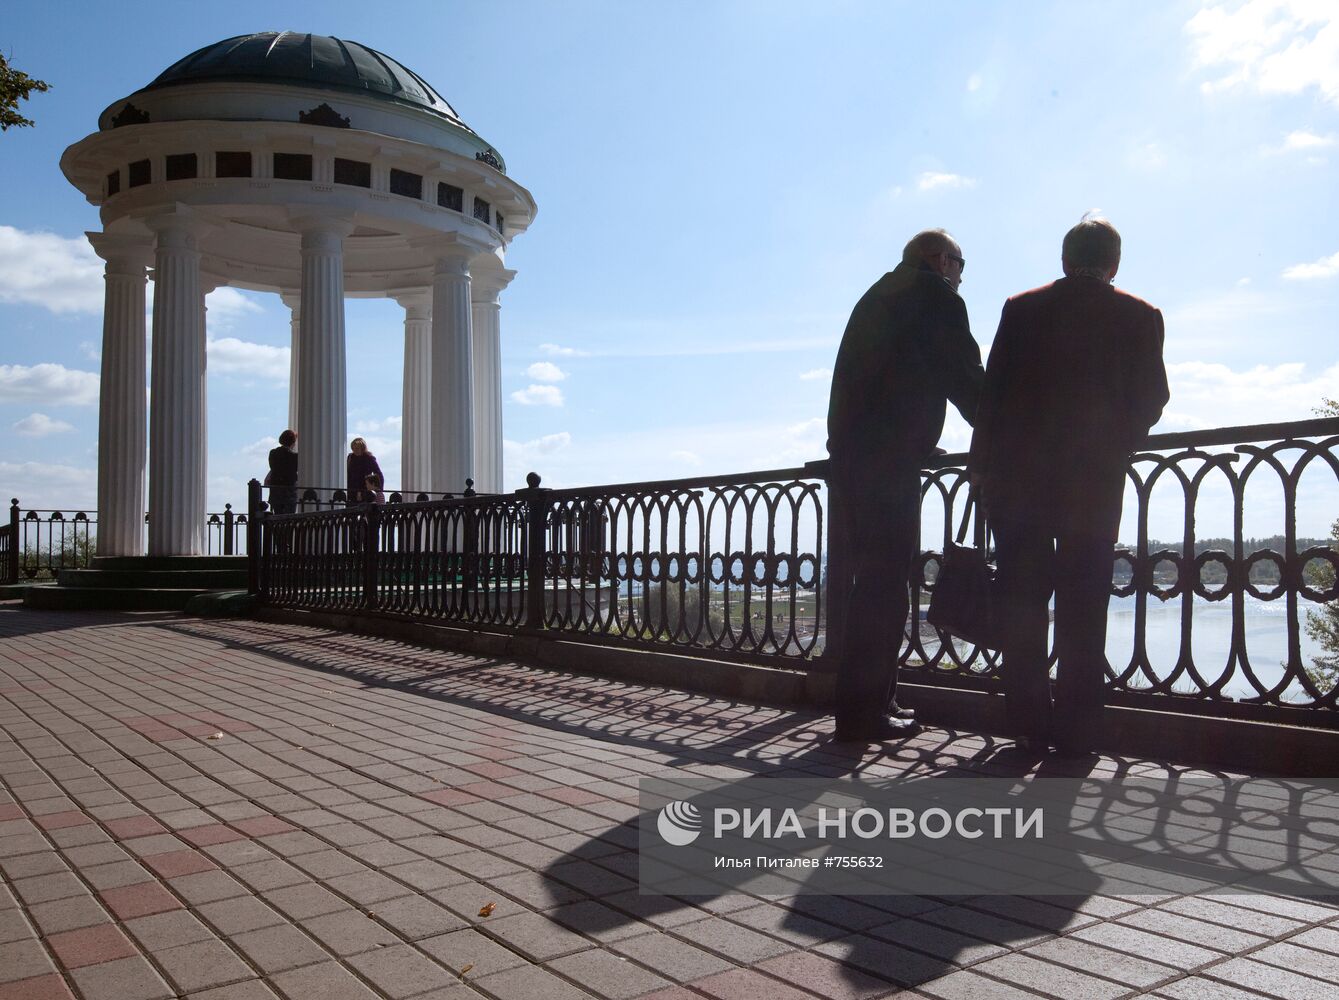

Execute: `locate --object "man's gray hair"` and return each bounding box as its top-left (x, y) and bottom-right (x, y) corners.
top-left (902, 229), bottom-right (959, 265)
top-left (1062, 218), bottom-right (1121, 271)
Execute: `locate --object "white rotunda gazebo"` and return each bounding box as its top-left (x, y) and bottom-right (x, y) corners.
top-left (60, 31), bottom-right (537, 557)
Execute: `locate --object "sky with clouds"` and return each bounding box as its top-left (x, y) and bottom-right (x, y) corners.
top-left (1, 0), bottom-right (1336, 541)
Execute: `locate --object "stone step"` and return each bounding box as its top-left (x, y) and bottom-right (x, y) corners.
top-left (91, 555), bottom-right (247, 572)
top-left (58, 568), bottom-right (247, 589)
top-left (24, 586), bottom-right (210, 611)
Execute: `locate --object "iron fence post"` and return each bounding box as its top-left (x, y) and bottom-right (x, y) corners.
top-left (247, 480), bottom-right (261, 596)
top-left (363, 503), bottom-right (380, 610)
top-left (523, 472), bottom-right (549, 629)
top-left (4, 499), bottom-right (17, 586)
top-left (821, 469), bottom-right (845, 664)
top-left (223, 504), bottom-right (234, 555)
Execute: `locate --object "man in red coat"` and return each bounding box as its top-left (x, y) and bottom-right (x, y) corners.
top-left (827, 229), bottom-right (984, 741)
top-left (969, 218), bottom-right (1169, 754)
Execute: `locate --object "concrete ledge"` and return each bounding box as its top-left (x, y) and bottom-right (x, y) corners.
top-left (0, 581), bottom-right (56, 600)
top-left (25, 586), bottom-right (206, 611)
top-left (251, 605), bottom-right (834, 707)
top-left (249, 606), bottom-right (1339, 777)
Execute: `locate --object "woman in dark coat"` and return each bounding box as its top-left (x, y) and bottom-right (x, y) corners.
top-left (346, 437), bottom-right (384, 503)
top-left (267, 429), bottom-right (299, 514)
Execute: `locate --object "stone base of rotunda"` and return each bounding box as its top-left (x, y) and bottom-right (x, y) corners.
top-left (21, 555), bottom-right (248, 611)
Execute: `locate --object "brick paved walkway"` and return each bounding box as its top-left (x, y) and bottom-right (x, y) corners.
top-left (2, 605), bottom-right (1338, 999)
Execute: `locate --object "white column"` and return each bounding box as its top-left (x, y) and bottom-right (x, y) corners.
top-left (396, 291), bottom-right (432, 495)
top-left (146, 216), bottom-right (208, 555)
top-left (281, 291), bottom-right (301, 433)
top-left (88, 234), bottom-right (151, 556)
top-left (293, 217), bottom-right (354, 499)
top-left (470, 276), bottom-right (508, 494)
top-left (430, 253), bottom-right (474, 494)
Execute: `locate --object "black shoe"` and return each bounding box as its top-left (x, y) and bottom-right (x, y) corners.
top-left (888, 701), bottom-right (916, 721)
top-left (834, 716), bottom-right (920, 742)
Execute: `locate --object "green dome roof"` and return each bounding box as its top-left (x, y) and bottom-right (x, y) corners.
top-left (144, 32), bottom-right (464, 124)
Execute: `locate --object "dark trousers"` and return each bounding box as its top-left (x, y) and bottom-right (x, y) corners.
top-left (830, 465), bottom-right (921, 729)
top-left (268, 488), bottom-right (297, 516)
top-left (991, 520), bottom-right (1113, 745)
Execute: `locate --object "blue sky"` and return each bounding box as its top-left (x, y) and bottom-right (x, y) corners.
top-left (2, 1), bottom-right (1337, 539)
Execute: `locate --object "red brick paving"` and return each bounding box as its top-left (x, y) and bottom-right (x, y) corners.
top-left (104, 815), bottom-right (168, 840)
top-left (32, 811), bottom-right (93, 831)
top-left (46, 923), bottom-right (139, 968)
top-left (142, 849), bottom-right (217, 879)
top-left (2, 606), bottom-right (1339, 1000)
top-left (230, 816), bottom-right (296, 838)
top-left (178, 824), bottom-right (247, 848)
top-left (100, 882), bottom-right (184, 920)
top-left (0, 974), bottom-right (77, 1000)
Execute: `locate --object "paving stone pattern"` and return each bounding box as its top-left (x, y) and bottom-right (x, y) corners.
top-left (1, 606), bottom-right (1337, 999)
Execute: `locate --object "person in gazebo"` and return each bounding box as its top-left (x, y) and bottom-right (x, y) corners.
top-left (346, 437), bottom-right (384, 504)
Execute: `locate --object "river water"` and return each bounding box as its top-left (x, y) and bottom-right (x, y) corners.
top-left (1103, 593), bottom-right (1327, 700)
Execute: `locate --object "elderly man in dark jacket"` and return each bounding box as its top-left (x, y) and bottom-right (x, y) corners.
top-left (969, 218), bottom-right (1169, 754)
top-left (827, 229), bottom-right (985, 741)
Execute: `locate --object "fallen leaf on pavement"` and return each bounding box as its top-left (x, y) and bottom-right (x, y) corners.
top-left (478, 902), bottom-right (496, 917)
top-left (207, 732), bottom-right (224, 740)
top-left (459, 963), bottom-right (474, 976)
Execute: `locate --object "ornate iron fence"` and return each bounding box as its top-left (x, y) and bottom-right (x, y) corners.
top-left (3, 500), bottom-right (96, 582)
top-left (250, 417), bottom-right (1339, 727)
top-left (0, 501), bottom-right (252, 581)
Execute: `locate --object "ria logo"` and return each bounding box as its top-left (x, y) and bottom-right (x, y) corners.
top-left (656, 801), bottom-right (702, 846)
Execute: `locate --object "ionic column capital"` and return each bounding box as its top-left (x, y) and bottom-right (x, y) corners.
top-left (470, 268), bottom-right (517, 306)
top-left (86, 232), bottom-right (153, 272)
top-left (143, 210), bottom-right (215, 250)
top-left (392, 288), bottom-right (432, 319)
top-left (410, 233), bottom-right (490, 270)
top-left (289, 210), bottom-right (356, 247)
top-left (433, 253), bottom-right (472, 279)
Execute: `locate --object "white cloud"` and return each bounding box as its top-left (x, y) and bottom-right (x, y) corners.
top-left (525, 361), bottom-right (568, 382)
top-left (917, 171), bottom-right (977, 192)
top-left (1162, 360), bottom-right (1339, 427)
top-left (0, 226), bottom-right (103, 314)
top-left (207, 337), bottom-right (289, 382)
top-left (511, 384), bottom-right (564, 406)
top-left (504, 432), bottom-right (572, 474)
top-left (539, 343), bottom-right (591, 358)
top-left (13, 413), bottom-right (75, 437)
top-left (240, 436), bottom-right (276, 460)
top-left (353, 416), bottom-right (403, 436)
top-left (0, 229), bottom-right (274, 323)
top-left (0, 461), bottom-right (96, 510)
top-left (1187, 1), bottom-right (1339, 106)
top-left (1282, 250), bottom-right (1339, 280)
top-left (205, 287), bottom-right (265, 332)
top-left (668, 450), bottom-right (702, 466)
top-left (799, 368), bottom-right (832, 382)
top-left (79, 341), bottom-right (101, 362)
top-left (0, 363), bottom-right (100, 406)
top-left (966, 73), bottom-right (983, 92)
top-left (1281, 129), bottom-right (1336, 150)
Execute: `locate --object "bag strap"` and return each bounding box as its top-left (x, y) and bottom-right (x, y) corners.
top-left (954, 488), bottom-right (977, 545)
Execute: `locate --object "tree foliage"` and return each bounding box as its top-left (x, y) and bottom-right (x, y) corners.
top-left (1, 52), bottom-right (50, 131)
top-left (1304, 397), bottom-right (1339, 690)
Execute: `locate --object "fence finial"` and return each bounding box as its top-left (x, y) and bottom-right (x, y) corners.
top-left (526, 472), bottom-right (541, 489)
